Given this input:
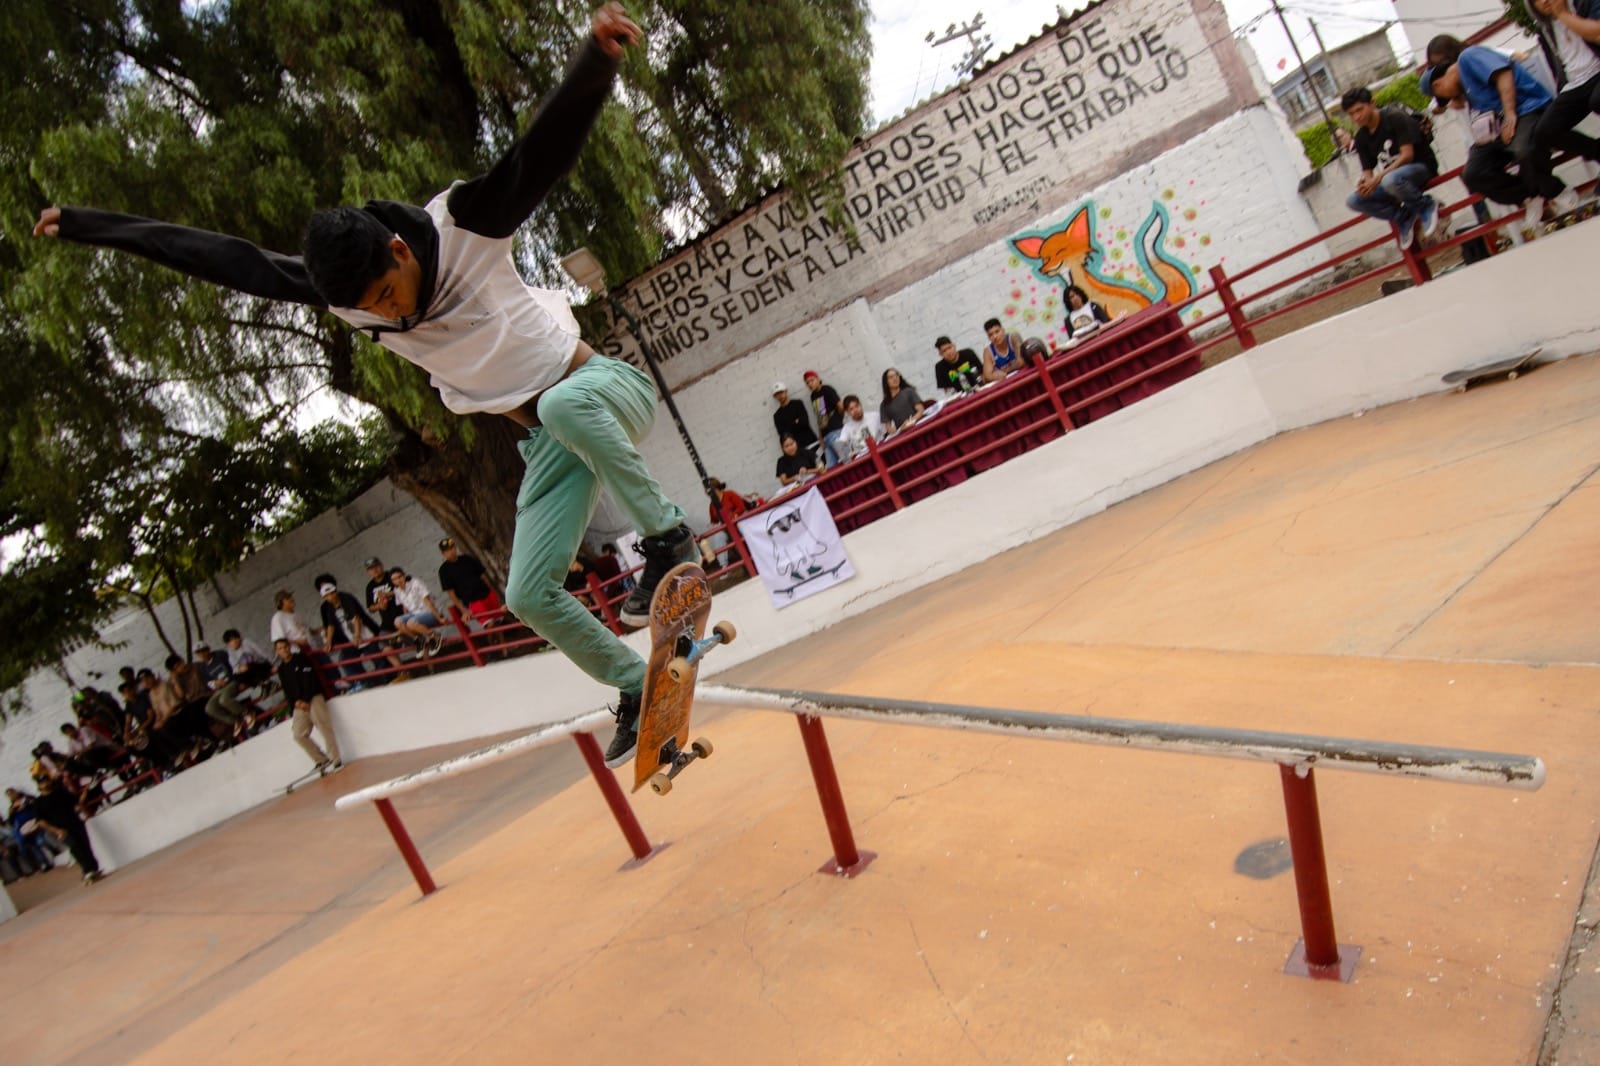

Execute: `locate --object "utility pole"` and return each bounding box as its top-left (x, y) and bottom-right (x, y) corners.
top-left (1272, 0), bottom-right (1335, 133)
top-left (926, 13), bottom-right (993, 79)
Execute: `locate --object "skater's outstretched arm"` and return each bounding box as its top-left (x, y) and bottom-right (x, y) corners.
top-left (446, 2), bottom-right (641, 239)
top-left (32, 205), bottom-right (325, 307)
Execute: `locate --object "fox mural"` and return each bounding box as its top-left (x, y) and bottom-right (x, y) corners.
top-left (1011, 202), bottom-right (1195, 319)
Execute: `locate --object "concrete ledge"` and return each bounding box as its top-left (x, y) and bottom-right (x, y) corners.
top-left (86, 223), bottom-right (1600, 870)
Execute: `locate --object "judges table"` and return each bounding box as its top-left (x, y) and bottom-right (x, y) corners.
top-left (801, 301), bottom-right (1200, 535)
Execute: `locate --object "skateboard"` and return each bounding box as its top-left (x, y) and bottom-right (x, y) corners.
top-left (1441, 347), bottom-right (1542, 393)
top-left (633, 563), bottom-right (736, 795)
top-left (1543, 198), bottom-right (1600, 235)
top-left (283, 762), bottom-right (333, 795)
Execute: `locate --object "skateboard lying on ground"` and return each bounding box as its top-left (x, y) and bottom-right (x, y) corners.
top-left (1543, 199), bottom-right (1600, 235)
top-left (633, 563), bottom-right (736, 796)
top-left (1441, 347), bottom-right (1542, 393)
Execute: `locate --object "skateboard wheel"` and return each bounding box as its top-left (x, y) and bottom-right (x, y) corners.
top-left (649, 772), bottom-right (673, 795)
top-left (667, 656), bottom-right (692, 684)
top-left (713, 621), bottom-right (737, 644)
top-left (691, 737), bottom-right (714, 759)
top-left (1507, 370), bottom-right (1519, 380)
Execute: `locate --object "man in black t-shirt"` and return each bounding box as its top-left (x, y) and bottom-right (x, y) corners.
top-left (803, 370), bottom-right (845, 468)
top-left (363, 556), bottom-right (404, 634)
top-left (771, 383), bottom-right (819, 462)
top-left (1341, 86), bottom-right (1440, 249)
top-left (932, 337), bottom-right (984, 393)
top-left (437, 537), bottom-right (504, 626)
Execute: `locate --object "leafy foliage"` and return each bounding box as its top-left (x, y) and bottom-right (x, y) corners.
top-left (1, 0), bottom-right (873, 706)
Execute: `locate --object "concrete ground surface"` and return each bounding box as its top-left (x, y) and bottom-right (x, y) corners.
top-left (5, 352), bottom-right (1600, 1065)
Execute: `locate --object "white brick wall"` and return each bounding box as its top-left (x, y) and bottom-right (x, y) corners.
top-left (636, 105), bottom-right (1331, 518)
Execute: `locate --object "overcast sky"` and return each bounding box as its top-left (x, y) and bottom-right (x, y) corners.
top-left (867, 0), bottom-right (1411, 125)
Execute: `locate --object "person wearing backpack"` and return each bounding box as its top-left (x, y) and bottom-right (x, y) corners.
top-left (1341, 86), bottom-right (1441, 249)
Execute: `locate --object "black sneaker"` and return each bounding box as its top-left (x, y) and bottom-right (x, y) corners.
top-left (604, 692), bottom-right (642, 768)
top-left (619, 524), bottom-right (697, 627)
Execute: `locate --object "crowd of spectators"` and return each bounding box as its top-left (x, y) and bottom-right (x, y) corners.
top-left (1341, 29), bottom-right (1600, 249)
top-left (0, 535), bottom-right (549, 887)
top-left (760, 315), bottom-right (1067, 494)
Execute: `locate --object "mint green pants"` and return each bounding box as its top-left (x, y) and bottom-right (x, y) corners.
top-left (504, 355), bottom-right (686, 697)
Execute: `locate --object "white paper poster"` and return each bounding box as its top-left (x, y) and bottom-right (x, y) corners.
top-left (736, 487), bottom-right (855, 608)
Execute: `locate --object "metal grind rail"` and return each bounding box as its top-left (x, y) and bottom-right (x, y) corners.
top-left (694, 683), bottom-right (1545, 982)
top-left (335, 708), bottom-right (661, 896)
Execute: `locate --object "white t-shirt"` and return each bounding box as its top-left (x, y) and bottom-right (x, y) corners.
top-left (394, 577), bottom-right (435, 616)
top-left (269, 610), bottom-right (315, 648)
top-left (1555, 20), bottom-right (1600, 87)
top-left (837, 412), bottom-right (880, 456)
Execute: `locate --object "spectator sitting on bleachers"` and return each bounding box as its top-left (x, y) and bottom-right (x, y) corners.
top-left (879, 368), bottom-right (925, 435)
top-left (1530, 0), bottom-right (1600, 177)
top-left (389, 567), bottom-right (445, 656)
top-left (981, 318), bottom-right (1026, 378)
top-left (932, 337), bottom-right (985, 393)
top-left (315, 575), bottom-right (379, 691)
top-left (73, 688), bottom-right (125, 742)
top-left (166, 653), bottom-right (219, 757)
top-left (836, 394), bottom-right (881, 458)
top-left (775, 434), bottom-right (823, 487)
top-left (222, 629), bottom-right (275, 689)
top-left (194, 643), bottom-right (250, 736)
top-left (1422, 35), bottom-right (1582, 220)
top-left (708, 477), bottom-right (762, 527)
top-left (273, 637), bottom-right (344, 773)
top-left (1341, 86), bottom-right (1440, 249)
top-left (269, 589), bottom-right (318, 655)
top-left (58, 721), bottom-right (127, 777)
top-left (437, 537), bottom-right (504, 626)
top-left (1064, 285), bottom-right (1112, 340)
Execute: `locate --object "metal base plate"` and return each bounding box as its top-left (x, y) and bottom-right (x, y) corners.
top-left (1283, 939), bottom-right (1361, 982)
top-left (618, 840), bottom-right (671, 871)
top-left (817, 850), bottom-right (878, 879)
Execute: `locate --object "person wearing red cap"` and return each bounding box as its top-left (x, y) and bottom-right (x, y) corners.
top-left (803, 370), bottom-right (845, 469)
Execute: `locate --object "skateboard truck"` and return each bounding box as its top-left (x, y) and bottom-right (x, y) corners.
top-left (666, 621), bottom-right (737, 683)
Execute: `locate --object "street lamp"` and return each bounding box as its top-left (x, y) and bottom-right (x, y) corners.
top-left (560, 248), bottom-right (724, 526)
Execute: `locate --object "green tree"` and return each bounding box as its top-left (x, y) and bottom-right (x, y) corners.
top-left (3, 0), bottom-right (871, 693)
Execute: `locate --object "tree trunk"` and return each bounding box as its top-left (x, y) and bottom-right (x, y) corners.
top-left (386, 414), bottom-right (528, 589)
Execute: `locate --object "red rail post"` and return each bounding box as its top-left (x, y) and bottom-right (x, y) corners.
top-left (1208, 264), bottom-right (1258, 350)
top-left (374, 797), bottom-right (438, 897)
top-left (571, 731), bottom-right (659, 865)
top-left (449, 606), bottom-right (486, 668)
top-left (1278, 764), bottom-right (1360, 981)
top-left (795, 714), bottom-right (877, 877)
top-left (1031, 351), bottom-right (1076, 433)
top-left (1397, 231), bottom-right (1435, 287)
top-left (586, 572), bottom-right (625, 635)
top-left (726, 516), bottom-right (758, 578)
top-left (863, 437), bottom-right (907, 512)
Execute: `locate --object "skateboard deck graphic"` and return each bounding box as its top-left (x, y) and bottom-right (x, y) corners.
top-left (1442, 347), bottom-right (1542, 392)
top-left (632, 563), bottom-right (734, 794)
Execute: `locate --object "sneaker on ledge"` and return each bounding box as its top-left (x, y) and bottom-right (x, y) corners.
top-left (1551, 188), bottom-right (1581, 219)
top-left (1418, 197), bottom-right (1440, 240)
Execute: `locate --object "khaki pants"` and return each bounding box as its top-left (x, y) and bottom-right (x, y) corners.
top-left (291, 696), bottom-right (342, 766)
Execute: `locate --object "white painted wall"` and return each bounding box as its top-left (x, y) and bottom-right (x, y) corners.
top-left (74, 220), bottom-right (1600, 877)
top-left (635, 104), bottom-right (1329, 517)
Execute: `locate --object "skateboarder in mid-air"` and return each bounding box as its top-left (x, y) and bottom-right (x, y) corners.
top-left (32, 2), bottom-right (696, 767)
